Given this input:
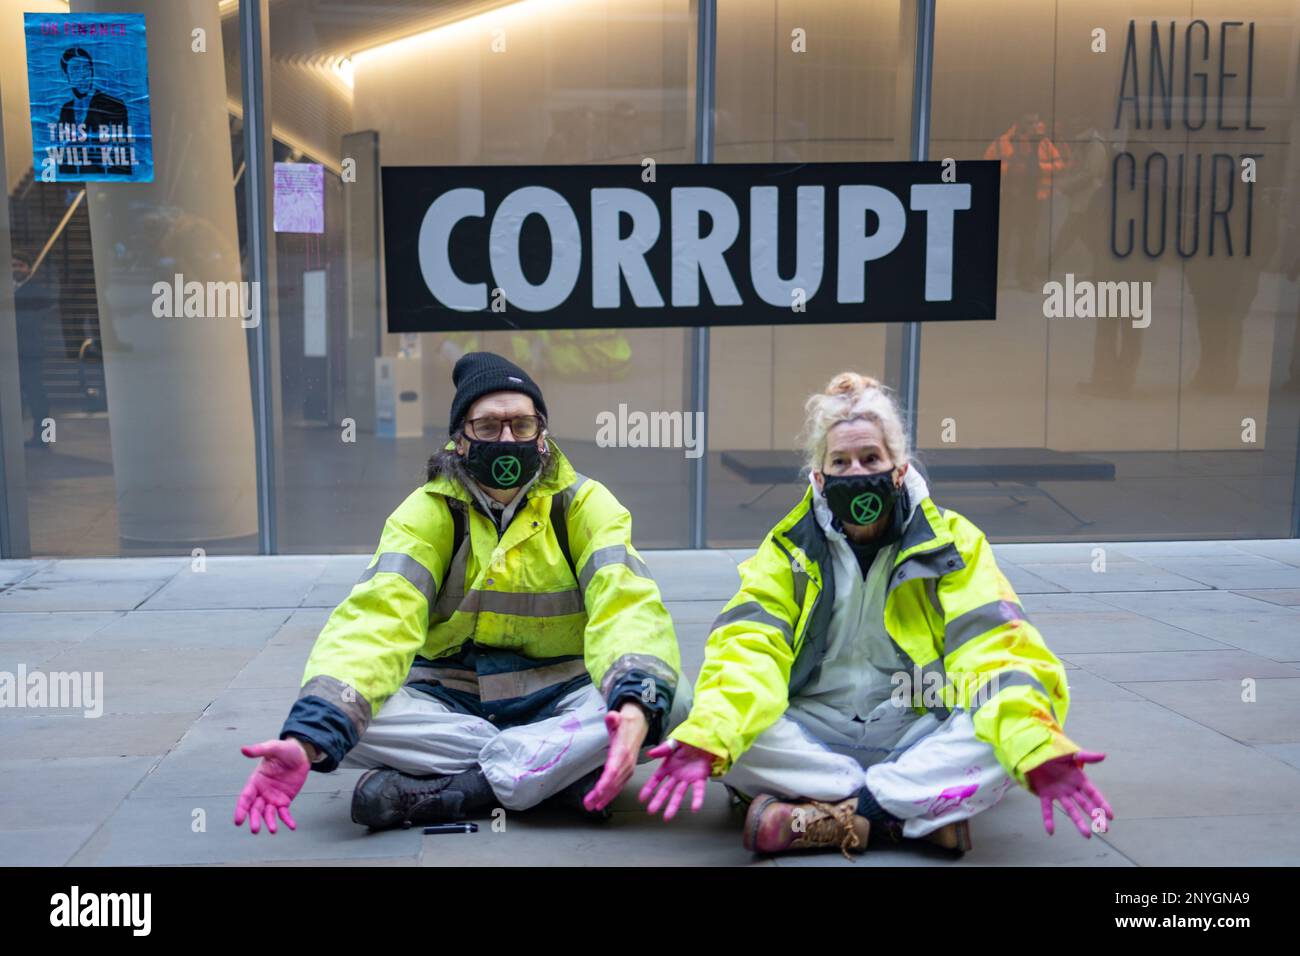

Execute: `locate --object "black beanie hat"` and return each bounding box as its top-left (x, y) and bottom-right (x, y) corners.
top-left (449, 351), bottom-right (548, 436)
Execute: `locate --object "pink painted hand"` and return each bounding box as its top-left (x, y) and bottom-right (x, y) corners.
top-left (583, 703), bottom-right (649, 813)
top-left (639, 740), bottom-right (715, 820)
top-left (234, 738), bottom-right (310, 835)
top-left (1025, 750), bottom-right (1114, 838)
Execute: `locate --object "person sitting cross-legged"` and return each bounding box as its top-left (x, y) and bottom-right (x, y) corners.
top-left (641, 371), bottom-right (1113, 859)
top-left (234, 352), bottom-right (688, 834)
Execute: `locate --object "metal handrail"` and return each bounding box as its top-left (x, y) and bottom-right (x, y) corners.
top-left (15, 188), bottom-right (85, 288)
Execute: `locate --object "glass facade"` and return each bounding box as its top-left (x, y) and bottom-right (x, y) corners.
top-left (708, 0), bottom-right (918, 546)
top-left (3, 0), bottom-right (253, 556)
top-left (1, 0), bottom-right (1297, 558)
top-left (267, 0), bottom-right (696, 552)
top-left (920, 0), bottom-right (1300, 541)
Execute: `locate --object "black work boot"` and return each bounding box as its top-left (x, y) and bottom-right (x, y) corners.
top-left (545, 767), bottom-right (613, 821)
top-left (351, 768), bottom-right (495, 830)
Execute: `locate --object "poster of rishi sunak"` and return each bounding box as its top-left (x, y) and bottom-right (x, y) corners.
top-left (23, 12), bottom-right (154, 183)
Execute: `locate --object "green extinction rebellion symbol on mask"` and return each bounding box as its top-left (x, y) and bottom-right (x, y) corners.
top-left (492, 455), bottom-right (522, 486)
top-left (850, 491), bottom-right (883, 524)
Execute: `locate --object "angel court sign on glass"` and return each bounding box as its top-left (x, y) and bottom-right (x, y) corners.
top-left (380, 162), bottom-right (1001, 332)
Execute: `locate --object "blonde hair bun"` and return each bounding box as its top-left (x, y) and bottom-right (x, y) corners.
top-left (799, 370), bottom-right (910, 476)
top-left (824, 371), bottom-right (883, 398)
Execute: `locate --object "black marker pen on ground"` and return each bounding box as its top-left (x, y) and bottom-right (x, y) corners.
top-left (423, 822), bottom-right (478, 834)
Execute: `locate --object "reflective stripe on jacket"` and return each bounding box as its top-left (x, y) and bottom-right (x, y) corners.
top-left (670, 478), bottom-right (1079, 789)
top-left (280, 439), bottom-right (681, 770)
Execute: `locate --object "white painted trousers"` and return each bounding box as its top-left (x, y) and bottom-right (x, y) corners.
top-left (721, 694), bottom-right (1016, 838)
top-left (338, 681), bottom-right (694, 811)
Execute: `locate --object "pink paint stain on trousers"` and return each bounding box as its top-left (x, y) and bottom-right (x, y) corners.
top-left (918, 782), bottom-right (980, 818)
top-left (513, 715), bottom-right (584, 781)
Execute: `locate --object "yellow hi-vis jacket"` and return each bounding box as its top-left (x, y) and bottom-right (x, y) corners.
top-left (669, 485), bottom-right (1080, 788)
top-left (280, 439), bottom-right (681, 771)
top-left (441, 330), bottom-right (633, 381)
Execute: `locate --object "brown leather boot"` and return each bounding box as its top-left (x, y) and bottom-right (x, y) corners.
top-left (742, 794), bottom-right (870, 860)
top-left (925, 819), bottom-right (972, 853)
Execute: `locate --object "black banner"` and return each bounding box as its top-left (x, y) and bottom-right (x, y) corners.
top-left (380, 161), bottom-right (1000, 333)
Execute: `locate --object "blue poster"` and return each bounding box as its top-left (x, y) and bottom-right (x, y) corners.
top-left (23, 12), bottom-right (154, 183)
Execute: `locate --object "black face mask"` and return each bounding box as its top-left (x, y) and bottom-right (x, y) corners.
top-left (820, 468), bottom-right (899, 528)
top-left (463, 439), bottom-right (541, 490)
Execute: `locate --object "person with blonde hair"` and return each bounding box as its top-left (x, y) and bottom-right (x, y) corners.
top-left (640, 372), bottom-right (1112, 858)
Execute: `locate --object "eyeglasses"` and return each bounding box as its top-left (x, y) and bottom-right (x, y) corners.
top-left (464, 415), bottom-right (543, 441)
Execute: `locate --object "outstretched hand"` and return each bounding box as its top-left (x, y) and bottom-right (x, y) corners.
top-left (638, 740), bottom-right (715, 820)
top-left (234, 738), bottom-right (310, 835)
top-left (1025, 750), bottom-right (1114, 838)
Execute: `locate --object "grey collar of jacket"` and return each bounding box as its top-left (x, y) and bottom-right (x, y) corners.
top-left (786, 461), bottom-right (956, 697)
top-left (463, 466), bottom-right (544, 531)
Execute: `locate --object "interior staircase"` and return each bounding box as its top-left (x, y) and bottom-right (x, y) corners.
top-left (9, 167), bottom-right (103, 412)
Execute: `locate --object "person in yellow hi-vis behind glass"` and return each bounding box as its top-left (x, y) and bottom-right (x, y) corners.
top-left (438, 329), bottom-right (632, 384)
top-left (234, 352), bottom-right (687, 834)
top-left (641, 371), bottom-right (1113, 859)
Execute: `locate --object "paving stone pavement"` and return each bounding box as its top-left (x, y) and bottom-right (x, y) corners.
top-left (2, 540), bottom-right (1299, 866)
